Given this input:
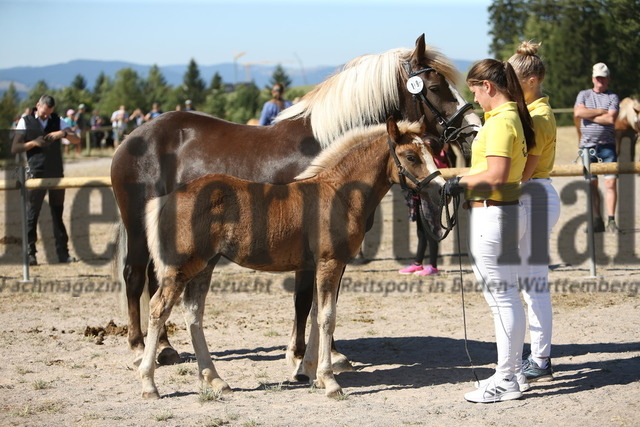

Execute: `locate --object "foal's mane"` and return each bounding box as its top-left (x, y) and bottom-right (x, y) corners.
top-left (295, 120), bottom-right (423, 180)
top-left (276, 45), bottom-right (459, 149)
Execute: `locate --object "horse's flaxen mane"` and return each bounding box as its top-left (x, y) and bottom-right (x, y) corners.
top-left (276, 45), bottom-right (458, 149)
top-left (295, 120), bottom-right (423, 180)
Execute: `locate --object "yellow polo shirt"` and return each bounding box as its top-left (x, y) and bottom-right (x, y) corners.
top-left (466, 101), bottom-right (527, 202)
top-left (527, 97), bottom-right (556, 179)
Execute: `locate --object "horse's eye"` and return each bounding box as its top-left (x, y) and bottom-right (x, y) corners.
top-left (406, 154), bottom-right (417, 163)
top-left (428, 84), bottom-right (440, 92)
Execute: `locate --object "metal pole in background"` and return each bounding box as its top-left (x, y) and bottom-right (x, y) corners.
top-left (17, 158), bottom-right (32, 283)
top-left (580, 148), bottom-right (597, 278)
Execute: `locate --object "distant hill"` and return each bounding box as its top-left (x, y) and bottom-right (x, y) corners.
top-left (0, 58), bottom-right (473, 98)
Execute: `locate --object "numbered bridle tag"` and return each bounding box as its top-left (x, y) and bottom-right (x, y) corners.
top-left (406, 76), bottom-right (424, 94)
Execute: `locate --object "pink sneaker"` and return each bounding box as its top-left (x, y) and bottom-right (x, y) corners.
top-left (414, 265), bottom-right (439, 276)
top-left (399, 264), bottom-right (423, 274)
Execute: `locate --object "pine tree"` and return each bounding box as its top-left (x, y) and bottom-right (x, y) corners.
top-left (268, 64), bottom-right (292, 90)
top-left (0, 82), bottom-right (20, 128)
top-left (144, 65), bottom-right (170, 111)
top-left (71, 74), bottom-right (87, 91)
top-left (182, 59), bottom-right (206, 108)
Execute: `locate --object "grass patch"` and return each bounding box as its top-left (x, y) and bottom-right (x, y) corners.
top-left (32, 379), bottom-right (53, 390)
top-left (154, 411), bottom-right (174, 422)
top-left (199, 387), bottom-right (224, 402)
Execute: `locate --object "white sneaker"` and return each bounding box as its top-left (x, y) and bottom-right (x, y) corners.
top-left (465, 375), bottom-right (522, 403)
top-left (475, 372), bottom-right (530, 392)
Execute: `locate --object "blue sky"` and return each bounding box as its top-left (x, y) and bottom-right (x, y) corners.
top-left (0, 0), bottom-right (492, 69)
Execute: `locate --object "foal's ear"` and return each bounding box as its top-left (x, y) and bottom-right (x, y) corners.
top-left (386, 116), bottom-right (401, 143)
top-left (418, 115), bottom-right (427, 135)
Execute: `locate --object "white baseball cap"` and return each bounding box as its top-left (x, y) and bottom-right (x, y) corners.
top-left (592, 62), bottom-right (610, 78)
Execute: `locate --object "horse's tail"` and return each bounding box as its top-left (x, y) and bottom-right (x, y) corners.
top-left (145, 194), bottom-right (171, 282)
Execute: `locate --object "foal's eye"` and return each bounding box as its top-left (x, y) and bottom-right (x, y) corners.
top-left (406, 154), bottom-right (417, 163)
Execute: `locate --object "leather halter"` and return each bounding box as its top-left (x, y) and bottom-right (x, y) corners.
top-left (387, 136), bottom-right (441, 193)
top-left (403, 62), bottom-right (475, 144)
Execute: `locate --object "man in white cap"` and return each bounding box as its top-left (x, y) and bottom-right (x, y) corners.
top-left (574, 62), bottom-right (620, 232)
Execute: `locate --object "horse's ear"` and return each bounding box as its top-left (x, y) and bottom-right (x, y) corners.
top-left (386, 116), bottom-right (400, 143)
top-left (411, 34), bottom-right (426, 64)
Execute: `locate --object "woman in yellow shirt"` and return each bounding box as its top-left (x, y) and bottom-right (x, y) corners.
top-left (509, 41), bottom-right (560, 385)
top-left (443, 59), bottom-right (535, 403)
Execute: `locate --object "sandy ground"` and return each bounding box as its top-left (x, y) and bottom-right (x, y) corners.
top-left (0, 127), bottom-right (638, 426)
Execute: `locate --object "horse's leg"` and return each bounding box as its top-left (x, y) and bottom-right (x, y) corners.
top-left (182, 261), bottom-right (232, 394)
top-left (287, 270), bottom-right (314, 381)
top-left (147, 260), bottom-right (181, 365)
top-left (138, 272), bottom-right (185, 399)
top-left (123, 237), bottom-right (150, 366)
top-left (330, 266), bottom-right (354, 373)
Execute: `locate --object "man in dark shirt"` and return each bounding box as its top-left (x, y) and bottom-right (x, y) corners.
top-left (11, 94), bottom-right (80, 265)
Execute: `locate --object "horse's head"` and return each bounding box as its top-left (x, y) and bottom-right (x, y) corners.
top-left (618, 97), bottom-right (640, 133)
top-left (386, 117), bottom-right (445, 211)
top-left (400, 34), bottom-right (481, 164)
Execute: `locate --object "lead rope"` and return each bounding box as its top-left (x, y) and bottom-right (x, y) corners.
top-left (455, 211), bottom-right (480, 384)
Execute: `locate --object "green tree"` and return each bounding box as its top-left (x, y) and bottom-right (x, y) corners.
top-left (488, 0), bottom-right (640, 110)
top-left (225, 82), bottom-right (260, 124)
top-left (181, 59), bottom-right (206, 108)
top-left (0, 82), bottom-right (20, 128)
top-left (268, 64), bottom-right (292, 90)
top-left (144, 64), bottom-right (170, 111)
top-left (209, 72), bottom-right (224, 91)
top-left (21, 80), bottom-right (51, 111)
top-left (71, 74), bottom-right (87, 91)
top-left (99, 68), bottom-right (145, 126)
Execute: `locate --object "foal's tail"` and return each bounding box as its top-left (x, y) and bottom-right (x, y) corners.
top-left (145, 194), bottom-right (171, 281)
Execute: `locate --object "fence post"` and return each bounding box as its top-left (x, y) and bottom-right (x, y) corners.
top-left (17, 157), bottom-right (32, 283)
top-left (580, 148), bottom-right (597, 277)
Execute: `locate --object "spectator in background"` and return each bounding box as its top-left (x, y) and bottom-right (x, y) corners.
top-left (144, 103), bottom-right (163, 121)
top-left (574, 62), bottom-right (620, 233)
top-left (74, 103), bottom-right (89, 141)
top-left (129, 108), bottom-right (145, 129)
top-left (184, 99), bottom-right (195, 111)
top-left (90, 109), bottom-right (106, 149)
top-left (62, 108), bottom-right (80, 156)
top-left (110, 105), bottom-right (129, 149)
top-left (11, 94), bottom-right (79, 265)
top-left (259, 83), bottom-right (292, 126)
top-left (175, 104), bottom-right (183, 111)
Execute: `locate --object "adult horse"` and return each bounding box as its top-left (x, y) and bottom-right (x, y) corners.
top-left (140, 118), bottom-right (445, 398)
top-left (615, 97), bottom-right (640, 161)
top-left (111, 34), bottom-right (481, 375)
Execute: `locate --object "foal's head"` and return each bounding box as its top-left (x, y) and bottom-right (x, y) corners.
top-left (386, 117), bottom-right (445, 208)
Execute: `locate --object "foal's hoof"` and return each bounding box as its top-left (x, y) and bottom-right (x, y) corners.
top-left (142, 390), bottom-right (160, 399)
top-left (156, 347), bottom-right (181, 365)
top-left (326, 387), bottom-right (344, 398)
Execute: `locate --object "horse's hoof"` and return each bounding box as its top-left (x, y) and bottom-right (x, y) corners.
top-left (156, 347), bottom-right (181, 365)
top-left (325, 385), bottom-right (344, 398)
top-left (294, 373), bottom-right (310, 383)
top-left (211, 378), bottom-right (233, 394)
top-left (142, 390), bottom-right (160, 399)
top-left (331, 355), bottom-right (354, 373)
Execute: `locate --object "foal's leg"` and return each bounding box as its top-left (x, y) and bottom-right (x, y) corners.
top-left (182, 262), bottom-right (232, 394)
top-left (330, 266), bottom-right (354, 373)
top-left (138, 272), bottom-right (186, 399)
top-left (314, 260), bottom-right (345, 397)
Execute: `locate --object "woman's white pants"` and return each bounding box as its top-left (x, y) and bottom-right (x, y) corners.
top-left (469, 203), bottom-right (526, 377)
top-left (519, 178), bottom-right (561, 359)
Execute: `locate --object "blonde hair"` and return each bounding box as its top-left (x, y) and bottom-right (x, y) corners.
top-left (508, 41), bottom-right (546, 81)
